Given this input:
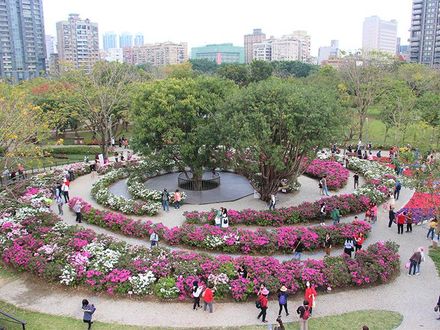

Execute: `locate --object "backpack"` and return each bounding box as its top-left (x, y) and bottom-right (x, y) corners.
top-left (279, 293), bottom-right (287, 305)
top-left (303, 306), bottom-right (310, 320)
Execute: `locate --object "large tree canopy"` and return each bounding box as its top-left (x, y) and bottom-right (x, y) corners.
top-left (131, 76), bottom-right (236, 186)
top-left (225, 78), bottom-right (345, 201)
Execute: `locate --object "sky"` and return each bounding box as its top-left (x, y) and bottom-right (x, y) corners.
top-left (43, 0), bottom-right (413, 56)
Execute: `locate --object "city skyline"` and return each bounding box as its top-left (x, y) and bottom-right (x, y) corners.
top-left (42, 0), bottom-right (412, 56)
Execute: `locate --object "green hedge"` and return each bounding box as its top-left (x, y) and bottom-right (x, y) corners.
top-left (44, 146), bottom-right (101, 155)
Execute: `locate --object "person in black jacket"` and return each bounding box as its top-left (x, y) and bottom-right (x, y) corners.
top-left (388, 205), bottom-right (395, 228)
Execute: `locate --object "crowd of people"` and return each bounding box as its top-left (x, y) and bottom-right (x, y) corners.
top-left (2, 163), bottom-right (25, 184)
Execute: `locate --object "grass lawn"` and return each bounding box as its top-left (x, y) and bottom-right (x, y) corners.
top-left (0, 154), bottom-right (92, 171)
top-left (0, 300), bottom-right (402, 330)
top-left (429, 246), bottom-right (440, 276)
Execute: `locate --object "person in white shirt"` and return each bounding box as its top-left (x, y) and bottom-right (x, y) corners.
top-left (269, 194), bottom-right (276, 210)
top-left (150, 231), bottom-right (159, 248)
top-left (192, 281), bottom-right (203, 310)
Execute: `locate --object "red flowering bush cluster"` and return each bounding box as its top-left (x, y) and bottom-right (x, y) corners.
top-left (185, 194), bottom-right (371, 227)
top-left (305, 159), bottom-right (349, 190)
top-left (397, 192), bottom-right (439, 224)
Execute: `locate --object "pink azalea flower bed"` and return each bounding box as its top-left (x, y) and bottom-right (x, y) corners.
top-left (0, 163), bottom-right (400, 301)
top-left (305, 159), bottom-right (349, 190)
top-left (185, 194), bottom-right (371, 227)
top-left (69, 198), bottom-right (372, 255)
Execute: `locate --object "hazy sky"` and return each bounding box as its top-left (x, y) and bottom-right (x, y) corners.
top-left (43, 0), bottom-right (413, 56)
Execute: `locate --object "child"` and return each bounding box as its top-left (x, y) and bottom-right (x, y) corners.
top-left (82, 299), bottom-right (96, 330)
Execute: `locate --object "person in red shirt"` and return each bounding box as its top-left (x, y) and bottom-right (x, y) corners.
top-left (354, 232), bottom-right (365, 252)
top-left (202, 284), bottom-right (214, 313)
top-left (397, 212), bottom-right (406, 235)
top-left (257, 288), bottom-right (269, 323)
top-left (304, 281), bottom-right (317, 315)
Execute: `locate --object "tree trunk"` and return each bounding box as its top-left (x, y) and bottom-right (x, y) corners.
top-left (383, 126), bottom-right (389, 144)
top-left (191, 168), bottom-right (203, 191)
top-left (358, 114), bottom-right (365, 141)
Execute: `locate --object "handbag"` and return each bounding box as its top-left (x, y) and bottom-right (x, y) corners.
top-left (255, 300), bottom-right (261, 309)
top-left (405, 261), bottom-right (410, 269)
top-left (435, 305), bottom-right (439, 312)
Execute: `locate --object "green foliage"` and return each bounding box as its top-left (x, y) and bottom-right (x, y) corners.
top-left (249, 60), bottom-right (273, 82)
top-left (429, 247), bottom-right (440, 276)
top-left (189, 59), bottom-right (218, 74)
top-left (43, 146), bottom-right (101, 155)
top-left (154, 277), bottom-right (179, 299)
top-left (217, 63), bottom-right (249, 86)
top-left (272, 60), bottom-right (318, 78)
top-left (131, 76), bottom-right (237, 178)
top-left (225, 77), bottom-right (344, 200)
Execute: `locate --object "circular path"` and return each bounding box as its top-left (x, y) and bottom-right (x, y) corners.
top-left (0, 168), bottom-right (439, 329)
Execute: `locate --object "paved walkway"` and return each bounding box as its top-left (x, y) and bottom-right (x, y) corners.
top-left (1, 171), bottom-right (440, 329)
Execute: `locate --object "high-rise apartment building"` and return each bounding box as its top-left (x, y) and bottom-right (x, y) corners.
top-left (362, 16), bottom-right (398, 54)
top-left (0, 0), bottom-right (46, 82)
top-left (56, 14), bottom-right (99, 72)
top-left (409, 0), bottom-right (440, 67)
top-left (253, 40), bottom-right (273, 61)
top-left (103, 32), bottom-right (117, 50)
top-left (45, 35), bottom-right (56, 57)
top-left (123, 42), bottom-right (188, 66)
top-left (134, 33), bottom-right (144, 47)
top-left (119, 33), bottom-right (133, 48)
top-left (191, 43), bottom-right (244, 64)
top-left (244, 28), bottom-right (266, 63)
top-left (318, 40), bottom-right (340, 65)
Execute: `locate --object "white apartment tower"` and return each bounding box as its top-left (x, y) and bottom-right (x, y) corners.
top-left (56, 14), bottom-right (99, 72)
top-left (362, 16), bottom-right (398, 54)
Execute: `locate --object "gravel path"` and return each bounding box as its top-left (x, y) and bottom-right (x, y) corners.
top-left (0, 170), bottom-right (439, 329)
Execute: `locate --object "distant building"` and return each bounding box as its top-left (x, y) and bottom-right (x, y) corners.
top-left (119, 33), bottom-right (133, 48)
top-left (134, 33), bottom-right (144, 47)
top-left (253, 39), bottom-right (273, 61)
top-left (103, 48), bottom-right (124, 63)
top-left (252, 31), bottom-right (312, 63)
top-left (409, 0), bottom-right (440, 67)
top-left (48, 53), bottom-right (60, 75)
top-left (0, 0), bottom-right (46, 82)
top-left (103, 32), bottom-right (118, 50)
top-left (45, 35), bottom-right (56, 57)
top-left (56, 14), bottom-right (99, 73)
top-left (244, 28), bottom-right (266, 63)
top-left (362, 16), bottom-right (398, 54)
top-left (123, 42), bottom-right (188, 66)
top-left (191, 43), bottom-right (244, 64)
top-left (318, 40), bottom-right (340, 65)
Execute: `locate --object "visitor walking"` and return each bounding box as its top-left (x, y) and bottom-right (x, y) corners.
top-left (73, 200), bottom-right (82, 223)
top-left (278, 286), bottom-right (289, 317)
top-left (319, 202), bottom-right (327, 223)
top-left (56, 195), bottom-right (64, 216)
top-left (150, 231), bottom-right (159, 248)
top-left (304, 281), bottom-right (317, 315)
top-left (191, 281), bottom-right (203, 310)
top-left (394, 181), bottom-right (402, 200)
top-left (406, 211), bottom-right (413, 233)
top-left (296, 300), bottom-right (310, 330)
top-left (221, 208), bottom-right (229, 228)
top-left (202, 284), bottom-right (214, 313)
top-left (324, 233), bottom-right (333, 256)
top-left (318, 177), bottom-right (323, 195)
top-left (408, 248), bottom-right (422, 276)
top-left (214, 209), bottom-right (222, 227)
top-left (174, 189), bottom-right (182, 209)
top-left (81, 299), bottom-right (96, 330)
top-left (397, 212), bottom-right (406, 235)
top-left (388, 205), bottom-right (396, 228)
top-left (416, 247), bottom-right (425, 274)
top-left (269, 193), bottom-right (277, 210)
top-left (320, 175), bottom-right (330, 196)
top-left (353, 173), bottom-right (359, 189)
top-left (61, 179), bottom-right (70, 203)
top-left (2, 167), bottom-right (9, 185)
top-left (161, 189), bottom-right (170, 212)
top-left (370, 203), bottom-right (378, 224)
top-left (330, 207), bottom-right (341, 225)
top-left (257, 288), bottom-right (269, 323)
top-left (344, 237), bottom-right (355, 257)
top-left (237, 265), bottom-right (248, 279)
top-left (293, 238), bottom-right (305, 260)
top-left (435, 295), bottom-right (440, 320)
top-left (17, 163), bottom-right (25, 180)
top-left (274, 315), bottom-right (285, 330)
top-left (427, 217), bottom-right (438, 240)
top-left (354, 232), bottom-right (365, 252)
